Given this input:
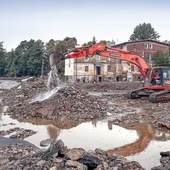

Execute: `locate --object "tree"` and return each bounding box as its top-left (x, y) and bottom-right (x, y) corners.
top-left (92, 36), bottom-right (97, 45)
top-left (99, 40), bottom-right (107, 45)
top-left (0, 42), bottom-right (6, 76)
top-left (5, 49), bottom-right (17, 77)
top-left (152, 50), bottom-right (170, 66)
top-left (45, 39), bottom-right (56, 56)
top-left (46, 37), bottom-right (77, 79)
top-left (83, 36), bottom-right (97, 46)
top-left (14, 39), bottom-right (47, 76)
top-left (130, 23), bottom-right (160, 41)
top-left (162, 40), bottom-right (170, 44)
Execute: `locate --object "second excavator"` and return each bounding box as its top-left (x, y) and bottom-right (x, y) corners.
top-left (50, 43), bottom-right (170, 103)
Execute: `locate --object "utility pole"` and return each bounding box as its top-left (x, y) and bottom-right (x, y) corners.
top-left (41, 58), bottom-right (44, 78)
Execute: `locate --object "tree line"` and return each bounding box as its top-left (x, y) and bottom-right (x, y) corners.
top-left (0, 23), bottom-right (170, 78)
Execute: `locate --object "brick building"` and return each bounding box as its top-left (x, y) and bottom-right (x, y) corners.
top-left (113, 40), bottom-right (170, 80)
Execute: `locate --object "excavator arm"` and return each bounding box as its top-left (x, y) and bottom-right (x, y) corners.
top-left (50, 43), bottom-right (170, 103)
top-left (60, 43), bottom-right (150, 78)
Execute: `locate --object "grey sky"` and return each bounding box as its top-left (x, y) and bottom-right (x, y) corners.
top-left (1, 0), bottom-right (170, 51)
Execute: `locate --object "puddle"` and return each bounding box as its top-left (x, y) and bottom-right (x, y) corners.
top-left (0, 114), bottom-right (138, 151)
top-left (0, 79), bottom-right (170, 169)
top-left (0, 110), bottom-right (170, 169)
top-left (0, 80), bottom-right (20, 89)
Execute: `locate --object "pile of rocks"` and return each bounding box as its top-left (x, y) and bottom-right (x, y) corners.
top-left (0, 138), bottom-right (144, 170)
top-left (152, 152), bottom-right (170, 170)
top-left (77, 81), bottom-right (142, 92)
top-left (2, 77), bottom-right (47, 106)
top-left (6, 85), bottom-right (108, 121)
top-left (0, 127), bottom-right (37, 140)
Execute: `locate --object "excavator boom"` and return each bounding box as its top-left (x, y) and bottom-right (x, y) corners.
top-left (50, 43), bottom-right (170, 103)
top-left (63, 44), bottom-right (150, 78)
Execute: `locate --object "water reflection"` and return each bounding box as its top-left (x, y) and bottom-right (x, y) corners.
top-left (0, 80), bottom-right (20, 90)
top-left (107, 122), bottom-right (170, 157)
top-left (47, 125), bottom-right (60, 141)
top-left (18, 117), bottom-right (81, 129)
top-left (0, 103), bottom-right (170, 169)
top-left (57, 121), bottom-right (138, 151)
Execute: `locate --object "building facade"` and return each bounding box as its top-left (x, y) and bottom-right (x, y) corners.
top-left (65, 40), bottom-right (170, 82)
top-left (113, 40), bottom-right (170, 80)
top-left (65, 55), bottom-right (116, 83)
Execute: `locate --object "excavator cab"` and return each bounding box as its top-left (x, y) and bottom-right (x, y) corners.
top-left (144, 67), bottom-right (170, 87)
top-left (128, 66), bottom-right (170, 102)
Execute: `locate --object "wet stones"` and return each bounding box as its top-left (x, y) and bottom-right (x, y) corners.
top-left (65, 148), bottom-right (86, 161)
top-left (151, 151), bottom-right (170, 170)
top-left (40, 139), bottom-right (53, 147)
top-left (7, 85), bottom-right (108, 121)
top-left (79, 153), bottom-right (102, 169)
top-left (0, 128), bottom-right (36, 140)
top-left (0, 138), bottom-right (145, 169)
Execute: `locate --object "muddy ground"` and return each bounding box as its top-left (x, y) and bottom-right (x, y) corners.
top-left (0, 77), bottom-right (170, 170)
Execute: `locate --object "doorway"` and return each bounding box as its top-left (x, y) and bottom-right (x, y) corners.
top-left (96, 66), bottom-right (101, 75)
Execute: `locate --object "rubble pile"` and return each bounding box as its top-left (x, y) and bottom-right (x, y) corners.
top-left (0, 78), bottom-right (170, 169)
top-left (6, 85), bottom-right (108, 121)
top-left (0, 127), bottom-right (36, 139)
top-left (0, 139), bottom-right (145, 170)
top-left (77, 81), bottom-right (142, 92)
top-left (2, 77), bottom-right (47, 106)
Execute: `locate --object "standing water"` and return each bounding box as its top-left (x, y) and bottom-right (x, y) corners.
top-left (0, 77), bottom-right (170, 169)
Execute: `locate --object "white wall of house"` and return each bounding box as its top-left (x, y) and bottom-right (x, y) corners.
top-left (76, 63), bottom-right (95, 75)
top-left (65, 58), bottom-right (74, 76)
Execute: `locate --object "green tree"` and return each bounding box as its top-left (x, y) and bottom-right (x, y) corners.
top-left (14, 39), bottom-right (47, 76)
top-left (5, 49), bottom-right (17, 77)
top-left (99, 40), bottom-right (107, 44)
top-left (46, 37), bottom-right (77, 79)
top-left (0, 42), bottom-right (6, 76)
top-left (152, 51), bottom-right (170, 66)
top-left (83, 36), bottom-right (97, 46)
top-left (130, 23), bottom-right (160, 41)
top-left (162, 40), bottom-right (170, 44)
top-left (45, 39), bottom-right (56, 56)
top-left (92, 36), bottom-right (97, 45)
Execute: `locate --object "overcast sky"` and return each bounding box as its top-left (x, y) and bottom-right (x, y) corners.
top-left (1, 0), bottom-right (170, 51)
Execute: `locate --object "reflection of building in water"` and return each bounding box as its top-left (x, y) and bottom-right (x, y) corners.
top-left (18, 118), bottom-right (80, 129)
top-left (108, 122), bottom-right (113, 130)
top-left (91, 120), bottom-right (97, 127)
top-left (107, 123), bottom-right (170, 157)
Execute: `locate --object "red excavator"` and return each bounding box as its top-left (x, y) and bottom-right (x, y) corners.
top-left (50, 43), bottom-right (170, 103)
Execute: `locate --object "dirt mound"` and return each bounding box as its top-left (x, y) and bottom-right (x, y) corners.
top-left (6, 84), bottom-right (108, 121)
top-left (77, 81), bottom-right (142, 92)
top-left (3, 78), bottom-right (141, 122)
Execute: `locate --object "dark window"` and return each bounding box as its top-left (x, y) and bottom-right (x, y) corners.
top-left (84, 56), bottom-right (89, 61)
top-left (107, 65), bottom-right (111, 72)
top-left (85, 66), bottom-right (89, 72)
top-left (131, 64), bottom-right (134, 71)
top-left (145, 43), bottom-right (148, 49)
top-left (149, 43), bottom-right (153, 49)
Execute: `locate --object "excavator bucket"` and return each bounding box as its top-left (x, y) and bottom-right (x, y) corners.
top-left (49, 53), bottom-right (63, 67)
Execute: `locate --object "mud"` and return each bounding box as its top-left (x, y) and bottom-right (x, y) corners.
top-left (0, 77), bottom-right (170, 169)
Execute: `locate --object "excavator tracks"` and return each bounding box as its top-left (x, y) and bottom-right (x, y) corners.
top-left (149, 90), bottom-right (170, 103)
top-left (127, 87), bottom-right (153, 99)
top-left (127, 88), bottom-right (170, 103)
